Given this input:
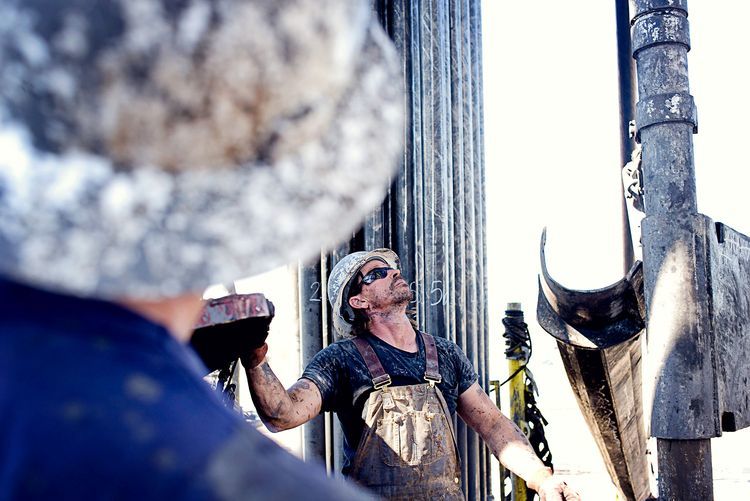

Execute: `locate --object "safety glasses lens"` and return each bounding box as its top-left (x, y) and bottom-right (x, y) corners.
top-left (362, 267), bottom-right (392, 285)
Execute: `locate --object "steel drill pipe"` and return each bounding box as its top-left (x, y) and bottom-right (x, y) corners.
top-left (632, 0), bottom-right (715, 498)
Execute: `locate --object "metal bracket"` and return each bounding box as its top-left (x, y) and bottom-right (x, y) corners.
top-left (627, 214), bottom-right (750, 437)
top-left (635, 92), bottom-right (698, 142)
top-left (373, 374), bottom-right (392, 390)
top-left (632, 7), bottom-right (690, 56)
top-left (707, 220), bottom-right (750, 432)
top-left (632, 0), bottom-right (688, 19)
top-left (622, 143), bottom-right (644, 213)
top-left (537, 229), bottom-right (645, 350)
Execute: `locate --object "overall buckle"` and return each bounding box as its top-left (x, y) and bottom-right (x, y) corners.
top-left (372, 374), bottom-right (392, 390)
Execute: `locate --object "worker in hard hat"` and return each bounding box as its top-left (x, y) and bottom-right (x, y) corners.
top-left (243, 248), bottom-right (581, 500)
top-left (0, 0), bottom-right (402, 499)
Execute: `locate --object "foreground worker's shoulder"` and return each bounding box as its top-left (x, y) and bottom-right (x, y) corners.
top-left (197, 426), bottom-right (375, 500)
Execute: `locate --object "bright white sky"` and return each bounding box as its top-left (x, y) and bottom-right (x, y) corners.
top-left (484, 1), bottom-right (750, 301)
top-left (481, 2), bottom-right (750, 496)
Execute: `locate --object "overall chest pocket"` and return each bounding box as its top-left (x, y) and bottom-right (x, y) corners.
top-left (376, 386), bottom-right (451, 467)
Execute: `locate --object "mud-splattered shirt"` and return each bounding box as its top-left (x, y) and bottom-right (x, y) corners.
top-left (301, 330), bottom-right (479, 474)
top-left (0, 278), bottom-right (373, 500)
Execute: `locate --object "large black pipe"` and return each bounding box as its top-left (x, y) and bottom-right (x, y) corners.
top-left (631, 0), bottom-right (714, 498)
top-left (299, 259), bottom-right (326, 463)
top-left (449, 0), bottom-right (471, 488)
top-left (615, 0), bottom-right (636, 270)
top-left (470, 0), bottom-right (491, 491)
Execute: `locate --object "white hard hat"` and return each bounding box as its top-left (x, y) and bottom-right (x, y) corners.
top-left (327, 248), bottom-right (399, 338)
top-left (0, 0), bottom-right (403, 299)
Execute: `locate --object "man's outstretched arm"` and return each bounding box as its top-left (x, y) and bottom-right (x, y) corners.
top-left (457, 382), bottom-right (580, 501)
top-left (242, 343), bottom-right (323, 432)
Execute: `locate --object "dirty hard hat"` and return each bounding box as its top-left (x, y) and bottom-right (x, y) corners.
top-left (0, 0), bottom-right (403, 299)
top-left (327, 248), bottom-right (400, 338)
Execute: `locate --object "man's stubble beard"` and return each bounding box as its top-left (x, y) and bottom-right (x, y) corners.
top-left (390, 277), bottom-right (413, 305)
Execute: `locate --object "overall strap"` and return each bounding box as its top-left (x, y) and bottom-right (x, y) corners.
top-left (420, 331), bottom-right (442, 384)
top-left (352, 337), bottom-right (392, 389)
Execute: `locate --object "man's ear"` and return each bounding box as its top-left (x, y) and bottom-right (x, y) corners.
top-left (349, 294), bottom-right (367, 310)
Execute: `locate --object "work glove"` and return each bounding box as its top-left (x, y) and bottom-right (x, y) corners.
top-left (191, 298), bottom-right (275, 373)
top-left (238, 298), bottom-right (275, 349)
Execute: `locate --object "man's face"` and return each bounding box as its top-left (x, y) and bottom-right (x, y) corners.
top-left (351, 258), bottom-right (412, 310)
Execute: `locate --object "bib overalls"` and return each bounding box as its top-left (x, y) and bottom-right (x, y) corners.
top-left (349, 332), bottom-right (465, 501)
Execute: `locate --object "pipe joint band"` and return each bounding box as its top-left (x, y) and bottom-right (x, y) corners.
top-left (632, 11), bottom-right (690, 56)
top-left (632, 0), bottom-right (688, 21)
top-left (635, 92), bottom-right (697, 141)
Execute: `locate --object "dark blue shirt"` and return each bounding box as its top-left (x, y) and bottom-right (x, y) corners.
top-left (0, 278), bottom-right (371, 500)
top-left (301, 331), bottom-right (478, 474)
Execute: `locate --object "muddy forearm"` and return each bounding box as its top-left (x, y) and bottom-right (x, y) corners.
top-left (244, 361), bottom-right (298, 432)
top-left (482, 416), bottom-right (551, 489)
top-left (459, 384), bottom-right (550, 487)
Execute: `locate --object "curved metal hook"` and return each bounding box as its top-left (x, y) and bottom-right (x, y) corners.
top-left (536, 228), bottom-right (645, 349)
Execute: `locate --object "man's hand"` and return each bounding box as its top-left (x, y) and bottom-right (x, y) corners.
top-left (534, 473), bottom-right (581, 501)
top-left (241, 342), bottom-right (269, 370)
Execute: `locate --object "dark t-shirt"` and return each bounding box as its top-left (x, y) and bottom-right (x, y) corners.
top-left (301, 330), bottom-right (478, 474)
top-left (0, 278), bottom-right (372, 500)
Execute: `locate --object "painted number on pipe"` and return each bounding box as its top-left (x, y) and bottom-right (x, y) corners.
top-left (409, 280), bottom-right (445, 306)
top-left (409, 281), bottom-right (418, 307)
top-left (430, 280), bottom-right (444, 306)
top-left (309, 281), bottom-right (322, 302)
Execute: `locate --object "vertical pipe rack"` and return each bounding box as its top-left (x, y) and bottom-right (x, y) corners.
top-left (298, 1), bottom-right (490, 498)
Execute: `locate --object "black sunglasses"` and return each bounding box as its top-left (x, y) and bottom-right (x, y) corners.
top-left (358, 267), bottom-right (394, 287)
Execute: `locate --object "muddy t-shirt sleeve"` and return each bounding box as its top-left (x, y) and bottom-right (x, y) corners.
top-left (450, 340), bottom-right (479, 395)
top-left (301, 343), bottom-right (348, 413)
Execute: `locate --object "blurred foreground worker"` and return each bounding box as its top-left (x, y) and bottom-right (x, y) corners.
top-left (0, 0), bottom-right (402, 499)
top-left (244, 249), bottom-right (581, 500)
